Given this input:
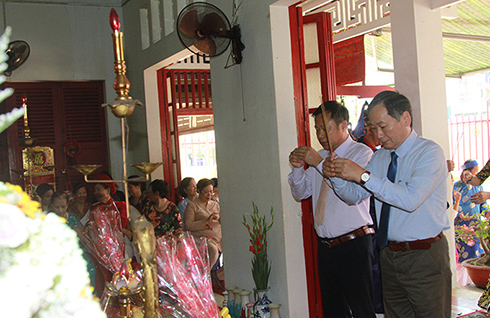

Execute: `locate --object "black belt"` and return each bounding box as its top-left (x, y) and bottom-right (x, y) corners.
top-left (319, 226), bottom-right (375, 248)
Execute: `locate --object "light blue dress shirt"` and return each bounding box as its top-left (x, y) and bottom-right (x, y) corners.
top-left (330, 130), bottom-right (450, 242)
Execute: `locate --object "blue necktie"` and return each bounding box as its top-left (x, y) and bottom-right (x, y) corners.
top-left (377, 151), bottom-right (398, 249)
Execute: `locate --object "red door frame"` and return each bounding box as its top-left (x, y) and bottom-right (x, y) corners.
top-left (157, 68), bottom-right (213, 203)
top-left (289, 5), bottom-right (337, 317)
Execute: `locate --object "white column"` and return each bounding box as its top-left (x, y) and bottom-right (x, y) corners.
top-left (390, 0), bottom-right (456, 287)
top-left (390, 0), bottom-right (448, 147)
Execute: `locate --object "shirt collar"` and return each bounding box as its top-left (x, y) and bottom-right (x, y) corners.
top-left (393, 129), bottom-right (417, 158)
top-left (333, 135), bottom-right (353, 157)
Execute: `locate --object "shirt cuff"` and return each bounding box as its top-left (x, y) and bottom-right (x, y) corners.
top-left (362, 172), bottom-right (383, 192)
top-left (292, 166), bottom-right (305, 178)
top-left (314, 158), bottom-right (325, 174)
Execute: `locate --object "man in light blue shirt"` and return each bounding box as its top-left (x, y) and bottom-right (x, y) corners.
top-left (323, 91), bottom-right (451, 318)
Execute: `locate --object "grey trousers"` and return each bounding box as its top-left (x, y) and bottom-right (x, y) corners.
top-left (380, 235), bottom-right (452, 318)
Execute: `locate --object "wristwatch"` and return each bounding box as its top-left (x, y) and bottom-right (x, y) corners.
top-left (360, 171), bottom-right (371, 185)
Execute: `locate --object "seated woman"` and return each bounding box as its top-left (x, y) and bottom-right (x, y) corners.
top-left (81, 174), bottom-right (128, 229)
top-left (454, 160), bottom-right (488, 264)
top-left (462, 159), bottom-right (490, 205)
top-left (210, 177), bottom-right (219, 203)
top-left (177, 177), bottom-right (198, 228)
top-left (35, 183), bottom-right (54, 212)
top-left (142, 179), bottom-right (182, 238)
top-left (67, 183), bottom-right (91, 221)
top-left (184, 178), bottom-right (222, 269)
top-left (128, 175), bottom-right (149, 213)
top-left (81, 174), bottom-right (129, 297)
top-left (48, 191), bottom-right (69, 219)
top-left (49, 191), bottom-right (97, 292)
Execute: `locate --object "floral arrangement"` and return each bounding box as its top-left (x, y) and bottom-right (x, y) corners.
top-left (455, 208), bottom-right (490, 266)
top-left (242, 202), bottom-right (274, 291)
top-left (0, 182), bottom-right (106, 318)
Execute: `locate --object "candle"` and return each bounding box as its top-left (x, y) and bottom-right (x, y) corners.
top-left (22, 95), bottom-right (28, 125)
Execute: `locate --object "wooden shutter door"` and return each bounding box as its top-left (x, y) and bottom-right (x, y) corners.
top-left (1, 81), bottom-right (108, 192)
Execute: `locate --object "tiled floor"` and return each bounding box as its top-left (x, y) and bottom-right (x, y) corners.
top-left (452, 284), bottom-right (487, 317)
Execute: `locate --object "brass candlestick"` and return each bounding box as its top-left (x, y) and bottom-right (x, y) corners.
top-left (102, 8), bottom-right (142, 118)
top-left (72, 10), bottom-right (161, 318)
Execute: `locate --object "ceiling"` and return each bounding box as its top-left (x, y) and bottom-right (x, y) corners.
top-left (365, 0), bottom-right (490, 78)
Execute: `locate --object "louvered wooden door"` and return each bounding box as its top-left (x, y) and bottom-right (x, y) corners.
top-left (1, 81), bottom-right (108, 192)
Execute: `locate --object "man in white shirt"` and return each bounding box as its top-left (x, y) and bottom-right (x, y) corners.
top-left (288, 101), bottom-right (375, 318)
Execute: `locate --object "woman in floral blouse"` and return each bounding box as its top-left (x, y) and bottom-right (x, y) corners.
top-left (142, 179), bottom-right (183, 238)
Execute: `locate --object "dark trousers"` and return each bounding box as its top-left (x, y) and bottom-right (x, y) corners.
top-left (380, 235), bottom-right (452, 318)
top-left (317, 234), bottom-right (376, 318)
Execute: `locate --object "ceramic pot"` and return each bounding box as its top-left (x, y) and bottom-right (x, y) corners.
top-left (462, 258), bottom-right (490, 288)
top-left (269, 303), bottom-right (281, 318)
top-left (253, 288), bottom-right (272, 318)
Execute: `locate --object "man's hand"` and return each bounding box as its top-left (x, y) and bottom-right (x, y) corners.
top-left (322, 157), bottom-right (365, 183)
top-left (470, 191), bottom-right (490, 204)
top-left (289, 146), bottom-right (323, 168)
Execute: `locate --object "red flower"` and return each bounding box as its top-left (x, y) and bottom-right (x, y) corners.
top-left (249, 246), bottom-right (255, 253)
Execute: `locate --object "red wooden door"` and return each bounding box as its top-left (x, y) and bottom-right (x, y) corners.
top-left (157, 68), bottom-right (213, 203)
top-left (1, 81), bottom-right (108, 193)
top-left (290, 7), bottom-right (337, 318)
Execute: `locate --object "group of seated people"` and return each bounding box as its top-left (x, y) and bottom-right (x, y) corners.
top-left (32, 174), bottom-right (222, 297)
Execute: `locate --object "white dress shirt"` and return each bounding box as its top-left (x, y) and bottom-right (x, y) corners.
top-left (288, 135), bottom-right (373, 238)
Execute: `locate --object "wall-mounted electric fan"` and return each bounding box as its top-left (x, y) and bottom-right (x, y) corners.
top-left (5, 40), bottom-right (30, 76)
top-left (177, 2), bottom-right (245, 65)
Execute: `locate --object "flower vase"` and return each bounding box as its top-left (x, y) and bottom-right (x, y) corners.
top-left (233, 288), bottom-right (243, 318)
top-left (240, 290), bottom-right (251, 318)
top-left (253, 288), bottom-right (272, 318)
top-left (227, 288), bottom-right (236, 318)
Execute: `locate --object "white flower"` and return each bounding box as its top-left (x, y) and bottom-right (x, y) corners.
top-left (0, 202), bottom-right (29, 248)
top-left (0, 191), bottom-right (106, 318)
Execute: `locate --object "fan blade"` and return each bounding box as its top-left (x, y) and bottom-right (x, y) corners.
top-left (193, 38), bottom-right (217, 56)
top-left (179, 9), bottom-right (199, 37)
top-left (200, 12), bottom-right (228, 36)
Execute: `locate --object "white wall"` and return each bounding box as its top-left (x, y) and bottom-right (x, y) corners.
top-left (0, 2), bottom-right (124, 180)
top-left (123, 0), bottom-right (309, 316)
